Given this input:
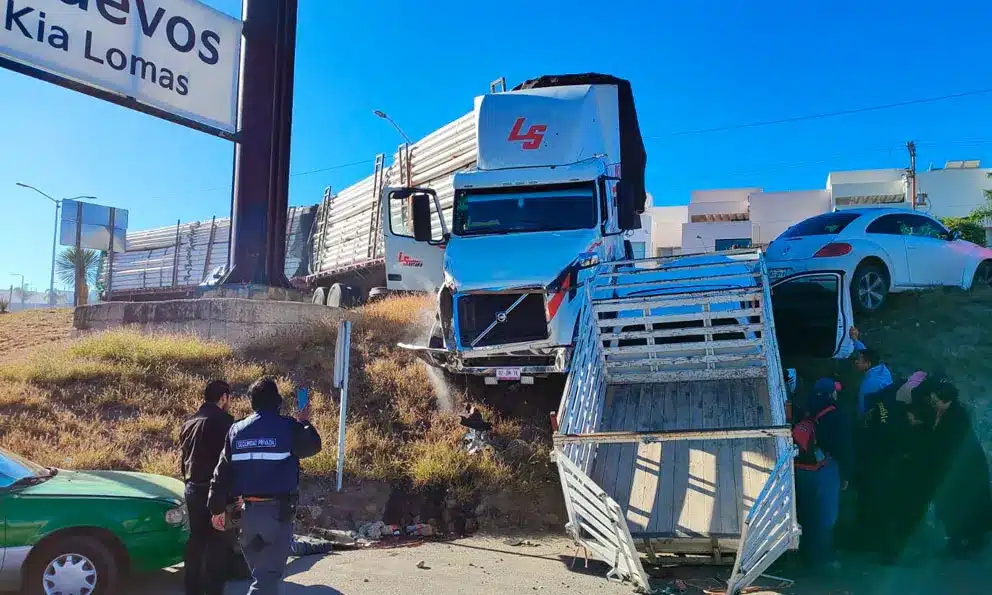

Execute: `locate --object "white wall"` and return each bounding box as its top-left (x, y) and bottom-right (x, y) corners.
top-left (749, 189), bottom-right (831, 244)
top-left (917, 168), bottom-right (992, 219)
top-left (682, 221), bottom-right (753, 253)
top-left (649, 205), bottom-right (688, 253)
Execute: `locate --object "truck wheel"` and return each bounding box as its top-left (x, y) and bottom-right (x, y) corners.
top-left (367, 287), bottom-right (391, 303)
top-left (312, 287), bottom-right (328, 305)
top-left (327, 283), bottom-right (359, 308)
top-left (26, 535), bottom-right (119, 595)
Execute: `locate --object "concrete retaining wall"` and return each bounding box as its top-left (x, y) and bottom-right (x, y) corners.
top-left (74, 298), bottom-right (345, 348)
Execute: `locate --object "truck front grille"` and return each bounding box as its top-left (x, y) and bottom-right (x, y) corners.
top-left (457, 293), bottom-right (549, 348)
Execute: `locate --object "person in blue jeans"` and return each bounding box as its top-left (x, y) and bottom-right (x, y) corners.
top-left (794, 378), bottom-right (855, 571)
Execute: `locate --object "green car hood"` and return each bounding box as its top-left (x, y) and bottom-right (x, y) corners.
top-left (23, 470), bottom-right (185, 505)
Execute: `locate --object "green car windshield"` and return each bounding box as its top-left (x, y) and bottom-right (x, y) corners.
top-left (0, 448), bottom-right (47, 488)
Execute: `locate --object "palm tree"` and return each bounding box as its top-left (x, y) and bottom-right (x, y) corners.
top-left (56, 247), bottom-right (101, 306)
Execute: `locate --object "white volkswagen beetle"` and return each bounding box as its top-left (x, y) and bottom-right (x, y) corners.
top-left (765, 208), bottom-right (992, 313)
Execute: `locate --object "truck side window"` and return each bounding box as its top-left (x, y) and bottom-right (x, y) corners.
top-left (598, 178), bottom-right (609, 224)
top-left (390, 191), bottom-right (443, 240)
top-left (389, 193), bottom-right (415, 238)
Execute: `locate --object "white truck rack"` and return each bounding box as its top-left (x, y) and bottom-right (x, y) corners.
top-left (553, 250), bottom-right (799, 594)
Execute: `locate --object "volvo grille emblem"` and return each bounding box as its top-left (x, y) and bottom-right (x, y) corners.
top-left (496, 312), bottom-right (508, 323)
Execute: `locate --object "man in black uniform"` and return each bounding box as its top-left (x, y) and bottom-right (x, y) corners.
top-left (179, 379), bottom-right (234, 595)
top-left (208, 376), bottom-right (322, 595)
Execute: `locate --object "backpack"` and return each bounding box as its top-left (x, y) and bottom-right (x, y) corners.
top-left (793, 405), bottom-right (836, 469)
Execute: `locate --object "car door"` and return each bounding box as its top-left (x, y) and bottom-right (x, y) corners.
top-left (862, 214), bottom-right (913, 288)
top-left (381, 187), bottom-right (447, 293)
top-left (901, 214), bottom-right (965, 286)
top-left (770, 271), bottom-right (855, 359)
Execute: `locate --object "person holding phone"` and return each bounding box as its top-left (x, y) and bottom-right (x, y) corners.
top-left (208, 377), bottom-right (322, 594)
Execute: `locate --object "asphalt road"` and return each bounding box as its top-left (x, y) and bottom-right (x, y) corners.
top-left (128, 534), bottom-right (992, 595)
top-left (130, 536), bottom-right (645, 595)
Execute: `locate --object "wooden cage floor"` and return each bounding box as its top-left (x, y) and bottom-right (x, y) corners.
top-left (589, 379), bottom-right (778, 537)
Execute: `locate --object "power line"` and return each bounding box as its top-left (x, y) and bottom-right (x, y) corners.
top-left (649, 87), bottom-right (992, 138)
top-left (146, 158), bottom-right (375, 202)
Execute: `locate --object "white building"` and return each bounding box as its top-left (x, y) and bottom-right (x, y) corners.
top-left (650, 160), bottom-right (992, 253)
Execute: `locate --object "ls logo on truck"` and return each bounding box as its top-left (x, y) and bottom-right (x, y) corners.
top-left (397, 252), bottom-right (424, 267)
top-left (508, 117), bottom-right (547, 150)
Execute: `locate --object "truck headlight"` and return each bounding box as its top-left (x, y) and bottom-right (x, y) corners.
top-left (165, 505), bottom-right (187, 526)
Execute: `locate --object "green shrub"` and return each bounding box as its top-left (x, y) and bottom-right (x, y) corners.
top-left (941, 216), bottom-right (986, 246)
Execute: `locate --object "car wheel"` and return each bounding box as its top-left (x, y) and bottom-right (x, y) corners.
top-left (27, 536), bottom-right (118, 595)
top-left (973, 261), bottom-right (992, 290)
top-left (852, 263), bottom-right (889, 313)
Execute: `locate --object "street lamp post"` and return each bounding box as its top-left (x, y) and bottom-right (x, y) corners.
top-left (15, 183), bottom-right (97, 306)
top-left (373, 110), bottom-right (412, 144)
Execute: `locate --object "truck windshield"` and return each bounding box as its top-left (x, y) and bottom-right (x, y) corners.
top-left (453, 183), bottom-right (597, 236)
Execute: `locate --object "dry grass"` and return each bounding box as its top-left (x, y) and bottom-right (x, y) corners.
top-left (0, 295), bottom-right (555, 505)
top-left (0, 308), bottom-right (73, 360)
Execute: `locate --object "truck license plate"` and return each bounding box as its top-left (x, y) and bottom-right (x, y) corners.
top-left (495, 368), bottom-right (522, 381)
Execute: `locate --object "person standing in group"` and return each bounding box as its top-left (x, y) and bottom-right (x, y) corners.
top-left (179, 380), bottom-right (235, 595)
top-left (792, 378), bottom-right (855, 571)
top-left (853, 347), bottom-right (893, 417)
top-left (914, 378), bottom-right (992, 557)
top-left (208, 376), bottom-right (322, 594)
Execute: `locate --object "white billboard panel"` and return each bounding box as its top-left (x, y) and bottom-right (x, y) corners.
top-left (0, 0), bottom-right (241, 133)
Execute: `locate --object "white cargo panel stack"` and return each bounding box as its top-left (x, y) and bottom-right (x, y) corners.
top-left (553, 251), bottom-right (799, 594)
top-left (312, 112), bottom-right (476, 276)
top-left (101, 207), bottom-right (312, 297)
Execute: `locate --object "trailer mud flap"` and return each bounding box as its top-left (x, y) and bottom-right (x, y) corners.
top-left (555, 450), bottom-right (651, 592)
top-left (725, 445), bottom-right (800, 595)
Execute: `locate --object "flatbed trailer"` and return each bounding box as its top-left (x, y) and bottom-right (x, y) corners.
top-left (553, 251), bottom-right (805, 594)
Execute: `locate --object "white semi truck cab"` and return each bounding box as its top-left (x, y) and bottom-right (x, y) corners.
top-left (392, 73), bottom-right (648, 379)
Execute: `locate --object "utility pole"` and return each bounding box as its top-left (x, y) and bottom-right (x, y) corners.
top-left (907, 141), bottom-right (917, 210)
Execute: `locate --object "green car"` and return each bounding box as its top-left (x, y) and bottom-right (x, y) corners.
top-left (0, 448), bottom-right (189, 594)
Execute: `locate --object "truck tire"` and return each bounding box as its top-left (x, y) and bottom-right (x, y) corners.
top-left (312, 287), bottom-right (328, 305)
top-left (367, 287), bottom-right (391, 303)
top-left (25, 535), bottom-right (119, 595)
top-left (327, 283), bottom-right (359, 308)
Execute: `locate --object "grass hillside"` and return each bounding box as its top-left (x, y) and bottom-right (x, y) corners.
top-left (0, 296), bottom-right (555, 505)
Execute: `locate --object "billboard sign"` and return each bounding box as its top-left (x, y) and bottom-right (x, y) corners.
top-left (60, 199), bottom-right (128, 252)
top-left (0, 0), bottom-right (242, 133)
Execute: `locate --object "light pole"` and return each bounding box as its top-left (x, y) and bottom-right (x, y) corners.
top-left (10, 274), bottom-right (25, 308)
top-left (15, 183), bottom-right (97, 306)
top-left (373, 110), bottom-right (412, 144)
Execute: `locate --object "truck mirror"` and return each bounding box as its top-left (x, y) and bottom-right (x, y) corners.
top-left (412, 193), bottom-right (433, 242)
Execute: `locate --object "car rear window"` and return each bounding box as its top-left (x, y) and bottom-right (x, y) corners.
top-left (782, 212), bottom-right (860, 238)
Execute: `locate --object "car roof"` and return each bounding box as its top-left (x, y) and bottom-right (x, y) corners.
top-left (833, 207), bottom-right (923, 216)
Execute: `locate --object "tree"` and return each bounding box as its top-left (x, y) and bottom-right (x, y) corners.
top-left (56, 247), bottom-right (101, 306)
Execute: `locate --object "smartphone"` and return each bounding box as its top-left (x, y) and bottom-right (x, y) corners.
top-left (296, 386), bottom-right (310, 411)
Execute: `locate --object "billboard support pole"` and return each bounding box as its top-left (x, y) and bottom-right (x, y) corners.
top-left (222, 0), bottom-right (298, 288)
top-left (49, 202), bottom-right (59, 307)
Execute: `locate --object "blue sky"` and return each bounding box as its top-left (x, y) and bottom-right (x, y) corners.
top-left (3, 0), bottom-right (991, 291)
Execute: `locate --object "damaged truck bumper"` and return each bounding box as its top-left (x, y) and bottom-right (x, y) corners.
top-left (397, 343), bottom-right (571, 377)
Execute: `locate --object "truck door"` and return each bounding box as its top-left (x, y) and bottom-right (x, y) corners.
top-left (770, 271), bottom-right (855, 359)
top-left (381, 187), bottom-right (447, 293)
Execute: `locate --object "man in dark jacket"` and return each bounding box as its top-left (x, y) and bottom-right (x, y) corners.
top-left (179, 380), bottom-right (234, 595)
top-left (794, 378), bottom-right (855, 570)
top-left (208, 377), bottom-right (322, 594)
